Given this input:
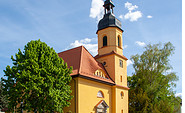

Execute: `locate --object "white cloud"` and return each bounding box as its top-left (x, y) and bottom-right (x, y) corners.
top-left (79, 38), bottom-right (92, 43)
top-left (119, 15), bottom-right (124, 19)
top-left (89, 0), bottom-right (104, 21)
top-left (67, 38), bottom-right (98, 56)
top-left (147, 15), bottom-right (153, 18)
top-left (124, 11), bottom-right (142, 22)
top-left (123, 45), bottom-right (128, 49)
top-left (127, 59), bottom-right (133, 66)
top-left (119, 2), bottom-right (142, 22)
top-left (175, 93), bottom-right (182, 98)
top-left (135, 41), bottom-right (146, 46)
top-left (125, 2), bottom-right (138, 11)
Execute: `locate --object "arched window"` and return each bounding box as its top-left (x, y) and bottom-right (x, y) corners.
top-left (118, 36), bottom-right (121, 47)
top-left (121, 91), bottom-right (124, 99)
top-left (119, 59), bottom-right (123, 68)
top-left (103, 36), bottom-right (107, 47)
top-left (97, 91), bottom-right (104, 98)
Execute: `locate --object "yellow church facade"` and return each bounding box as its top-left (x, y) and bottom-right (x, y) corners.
top-left (58, 0), bottom-right (129, 113)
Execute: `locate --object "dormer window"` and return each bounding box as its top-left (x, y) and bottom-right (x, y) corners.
top-left (94, 69), bottom-right (107, 78)
top-left (103, 36), bottom-right (107, 47)
top-left (99, 72), bottom-right (101, 77)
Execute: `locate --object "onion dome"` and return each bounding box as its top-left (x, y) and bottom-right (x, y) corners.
top-left (97, 0), bottom-right (123, 32)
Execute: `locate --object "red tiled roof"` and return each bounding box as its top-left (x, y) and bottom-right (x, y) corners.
top-left (58, 46), bottom-right (115, 85)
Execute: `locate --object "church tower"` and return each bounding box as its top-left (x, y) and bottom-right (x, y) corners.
top-left (95, 0), bottom-right (129, 112)
top-left (95, 0), bottom-right (127, 87)
top-left (97, 0), bottom-right (123, 56)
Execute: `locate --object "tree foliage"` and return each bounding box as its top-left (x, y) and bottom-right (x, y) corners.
top-left (128, 42), bottom-right (181, 113)
top-left (1, 39), bottom-right (73, 113)
top-left (0, 80), bottom-right (8, 111)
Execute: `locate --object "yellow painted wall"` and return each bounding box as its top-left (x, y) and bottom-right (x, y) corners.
top-left (63, 77), bottom-right (129, 113)
top-left (115, 55), bottom-right (127, 86)
top-left (78, 77), bottom-right (112, 113)
top-left (95, 55), bottom-right (129, 113)
top-left (115, 87), bottom-right (128, 113)
top-left (111, 86), bottom-right (128, 113)
top-left (97, 27), bottom-right (123, 55)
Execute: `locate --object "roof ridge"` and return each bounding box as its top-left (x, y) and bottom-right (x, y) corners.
top-left (79, 46), bottom-right (96, 74)
top-left (81, 46), bottom-right (96, 58)
top-left (58, 46), bottom-right (83, 54)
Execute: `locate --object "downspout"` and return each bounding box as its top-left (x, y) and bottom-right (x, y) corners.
top-left (72, 77), bottom-right (78, 113)
top-left (72, 78), bottom-right (77, 113)
top-left (76, 78), bottom-right (78, 113)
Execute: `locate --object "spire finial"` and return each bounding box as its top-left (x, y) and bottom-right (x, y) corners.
top-left (103, 0), bottom-right (115, 14)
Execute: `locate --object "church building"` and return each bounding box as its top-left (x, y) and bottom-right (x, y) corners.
top-left (58, 0), bottom-right (129, 113)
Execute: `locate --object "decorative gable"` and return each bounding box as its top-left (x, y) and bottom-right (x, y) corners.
top-left (95, 100), bottom-right (109, 113)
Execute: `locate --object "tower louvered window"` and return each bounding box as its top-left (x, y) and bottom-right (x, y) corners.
top-left (118, 36), bottom-right (120, 47)
top-left (103, 36), bottom-right (107, 47)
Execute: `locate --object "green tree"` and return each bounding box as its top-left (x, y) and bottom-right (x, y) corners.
top-left (128, 42), bottom-right (181, 113)
top-left (0, 79), bottom-right (8, 111)
top-left (1, 39), bottom-right (73, 113)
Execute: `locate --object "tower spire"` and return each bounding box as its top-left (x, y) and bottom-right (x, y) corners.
top-left (97, 0), bottom-right (122, 32)
top-left (96, 0), bottom-right (124, 55)
top-left (103, 0), bottom-right (115, 14)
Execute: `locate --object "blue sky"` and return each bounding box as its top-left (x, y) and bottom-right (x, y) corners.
top-left (0, 0), bottom-right (182, 96)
